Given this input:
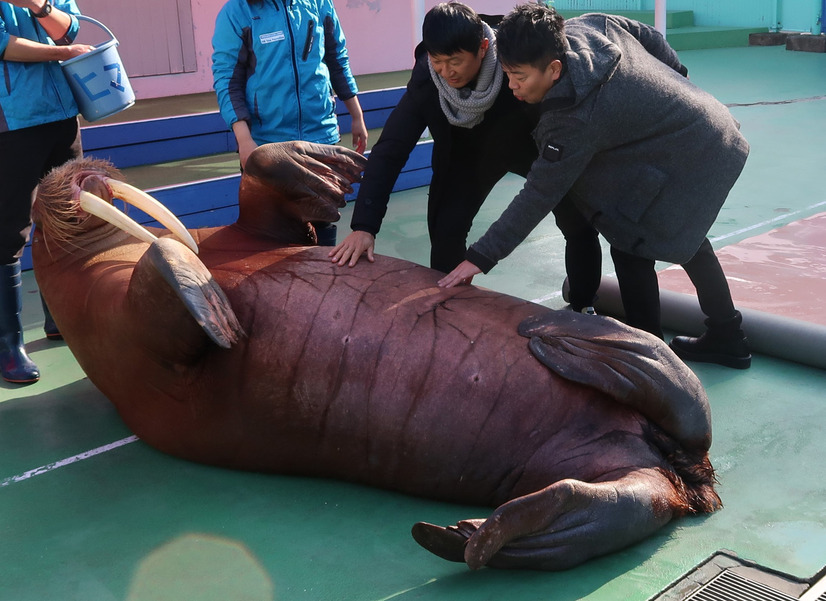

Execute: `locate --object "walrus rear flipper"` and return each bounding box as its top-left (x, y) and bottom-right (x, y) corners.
top-left (130, 237), bottom-right (244, 349)
top-left (518, 311), bottom-right (711, 452)
top-left (413, 472), bottom-right (681, 571)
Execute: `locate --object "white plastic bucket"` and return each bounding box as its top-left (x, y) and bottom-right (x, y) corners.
top-left (60, 15), bottom-right (135, 122)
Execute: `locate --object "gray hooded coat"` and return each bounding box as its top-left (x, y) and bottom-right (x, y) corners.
top-left (466, 14), bottom-right (749, 271)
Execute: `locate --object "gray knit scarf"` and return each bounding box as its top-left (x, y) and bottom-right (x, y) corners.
top-left (428, 22), bottom-right (503, 129)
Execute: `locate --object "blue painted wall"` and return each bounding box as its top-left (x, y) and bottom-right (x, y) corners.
top-left (553, 0), bottom-right (641, 9)
top-left (821, 0), bottom-right (826, 32)
top-left (554, 0), bottom-right (821, 32)
top-left (639, 0), bottom-right (777, 28)
top-left (773, 0), bottom-right (823, 32)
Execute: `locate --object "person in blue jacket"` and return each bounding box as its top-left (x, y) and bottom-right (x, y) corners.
top-left (0, 0), bottom-right (93, 384)
top-left (212, 0), bottom-right (367, 170)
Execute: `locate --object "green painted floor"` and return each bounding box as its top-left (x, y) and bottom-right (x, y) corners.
top-left (2, 45), bottom-right (826, 600)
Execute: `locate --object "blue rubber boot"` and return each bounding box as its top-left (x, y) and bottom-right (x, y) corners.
top-left (1, 262), bottom-right (40, 384)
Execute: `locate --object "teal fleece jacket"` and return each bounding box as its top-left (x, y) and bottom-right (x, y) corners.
top-left (0, 1), bottom-right (81, 132)
top-left (212, 0), bottom-right (358, 146)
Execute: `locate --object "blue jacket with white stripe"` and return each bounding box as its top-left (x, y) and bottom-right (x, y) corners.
top-left (0, 1), bottom-right (81, 133)
top-left (212, 0), bottom-right (358, 146)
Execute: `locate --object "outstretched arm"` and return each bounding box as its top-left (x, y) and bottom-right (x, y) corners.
top-left (4, 0), bottom-right (79, 46)
top-left (0, 35), bottom-right (91, 61)
top-left (2, 0), bottom-right (91, 61)
top-left (231, 120), bottom-right (258, 170)
top-left (342, 96), bottom-right (368, 154)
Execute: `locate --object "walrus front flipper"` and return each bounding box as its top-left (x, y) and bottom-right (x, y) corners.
top-left (519, 311), bottom-right (711, 452)
top-left (129, 237), bottom-right (244, 349)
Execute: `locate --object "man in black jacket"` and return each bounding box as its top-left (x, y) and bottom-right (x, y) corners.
top-left (329, 1), bottom-right (601, 313)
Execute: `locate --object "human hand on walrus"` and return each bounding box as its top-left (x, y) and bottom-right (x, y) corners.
top-left (438, 260), bottom-right (481, 288)
top-left (329, 230), bottom-right (376, 267)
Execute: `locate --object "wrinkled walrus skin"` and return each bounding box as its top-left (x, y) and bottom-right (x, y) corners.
top-left (31, 141), bottom-right (719, 571)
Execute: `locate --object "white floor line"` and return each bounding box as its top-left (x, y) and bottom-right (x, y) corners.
top-left (708, 200), bottom-right (826, 244)
top-left (1, 435), bottom-right (139, 488)
top-left (531, 290), bottom-right (564, 305)
top-left (375, 578), bottom-right (438, 601)
top-left (530, 199), bottom-right (826, 305)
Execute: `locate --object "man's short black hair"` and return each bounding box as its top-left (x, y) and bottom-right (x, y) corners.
top-left (422, 2), bottom-right (484, 57)
top-left (497, 3), bottom-right (567, 70)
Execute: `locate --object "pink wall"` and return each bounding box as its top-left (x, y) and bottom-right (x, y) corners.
top-left (335, 1), bottom-right (420, 75)
top-left (130, 0), bottom-right (222, 99)
top-left (337, 0), bottom-right (519, 75)
top-left (130, 0), bottom-right (519, 100)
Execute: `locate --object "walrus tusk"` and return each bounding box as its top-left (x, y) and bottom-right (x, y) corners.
top-left (107, 180), bottom-right (199, 254)
top-left (79, 190), bottom-right (161, 247)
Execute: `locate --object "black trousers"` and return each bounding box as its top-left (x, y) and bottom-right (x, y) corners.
top-left (554, 195), bottom-right (601, 311)
top-left (425, 119), bottom-right (602, 304)
top-left (0, 118), bottom-right (82, 263)
top-left (611, 238), bottom-right (736, 338)
top-left (425, 134), bottom-right (528, 274)
top-left (427, 172), bottom-right (601, 309)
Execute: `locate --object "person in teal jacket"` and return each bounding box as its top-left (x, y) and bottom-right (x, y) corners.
top-left (211, 0), bottom-right (367, 170)
top-left (0, 0), bottom-right (93, 384)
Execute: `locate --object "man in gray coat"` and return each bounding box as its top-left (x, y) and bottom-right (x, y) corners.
top-left (438, 3), bottom-right (751, 369)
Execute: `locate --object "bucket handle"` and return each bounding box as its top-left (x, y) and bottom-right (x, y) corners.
top-left (74, 14), bottom-right (118, 46)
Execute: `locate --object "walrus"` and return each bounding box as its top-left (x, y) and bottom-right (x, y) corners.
top-left (31, 141), bottom-right (719, 571)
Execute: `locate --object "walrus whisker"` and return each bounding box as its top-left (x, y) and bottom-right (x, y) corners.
top-left (107, 180), bottom-right (199, 254)
top-left (79, 191), bottom-right (160, 246)
top-left (33, 192), bottom-right (91, 255)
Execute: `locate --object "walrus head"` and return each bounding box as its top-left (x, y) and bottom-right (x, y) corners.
top-left (33, 141), bottom-right (367, 253)
top-left (33, 157), bottom-right (197, 256)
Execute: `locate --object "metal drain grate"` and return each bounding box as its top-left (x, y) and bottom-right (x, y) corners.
top-left (651, 551), bottom-right (825, 601)
top-left (799, 574), bottom-right (826, 601)
top-left (685, 570), bottom-right (798, 601)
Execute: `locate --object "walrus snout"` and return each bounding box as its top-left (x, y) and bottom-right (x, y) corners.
top-left (78, 172), bottom-right (114, 203)
top-left (33, 159), bottom-right (120, 245)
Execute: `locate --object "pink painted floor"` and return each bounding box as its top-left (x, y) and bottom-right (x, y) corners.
top-left (658, 212), bottom-right (826, 327)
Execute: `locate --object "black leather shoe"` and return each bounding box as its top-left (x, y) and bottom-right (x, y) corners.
top-left (670, 310), bottom-right (751, 369)
top-left (668, 334), bottom-right (751, 369)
